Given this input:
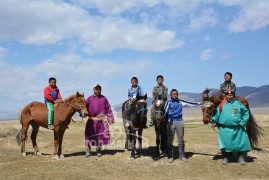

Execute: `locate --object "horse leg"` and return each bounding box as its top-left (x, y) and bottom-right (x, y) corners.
top-left (21, 122), bottom-right (30, 157)
top-left (160, 122), bottom-right (167, 156)
top-left (53, 130), bottom-right (60, 160)
top-left (154, 125), bottom-right (160, 160)
top-left (58, 128), bottom-right (66, 158)
top-left (124, 128), bottom-right (130, 150)
top-left (130, 129), bottom-right (136, 160)
top-left (30, 122), bottom-right (41, 156)
top-left (138, 128), bottom-right (144, 158)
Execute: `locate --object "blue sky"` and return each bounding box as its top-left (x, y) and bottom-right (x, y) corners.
top-left (0, 0), bottom-right (269, 113)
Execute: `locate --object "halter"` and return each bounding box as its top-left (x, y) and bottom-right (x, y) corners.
top-left (201, 100), bottom-right (217, 125)
top-left (136, 99), bottom-right (148, 113)
top-left (64, 101), bottom-right (85, 111)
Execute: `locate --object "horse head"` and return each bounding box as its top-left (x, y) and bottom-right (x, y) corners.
top-left (135, 93), bottom-right (148, 123)
top-left (65, 92), bottom-right (88, 118)
top-left (201, 89), bottom-right (218, 124)
top-left (153, 95), bottom-right (165, 124)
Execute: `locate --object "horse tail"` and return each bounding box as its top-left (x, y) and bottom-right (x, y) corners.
top-left (247, 111), bottom-right (264, 147)
top-left (16, 108), bottom-right (23, 145)
top-left (16, 129), bottom-right (22, 145)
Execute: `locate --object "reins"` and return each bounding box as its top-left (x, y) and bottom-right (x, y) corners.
top-left (62, 101), bottom-right (85, 124)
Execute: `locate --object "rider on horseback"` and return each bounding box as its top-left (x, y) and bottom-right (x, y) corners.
top-left (44, 77), bottom-right (62, 130)
top-left (125, 77), bottom-right (145, 128)
top-left (149, 75), bottom-right (168, 126)
top-left (219, 72), bottom-right (236, 96)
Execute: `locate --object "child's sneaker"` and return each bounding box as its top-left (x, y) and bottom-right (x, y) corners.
top-left (149, 119), bottom-right (154, 126)
top-left (48, 125), bottom-right (54, 130)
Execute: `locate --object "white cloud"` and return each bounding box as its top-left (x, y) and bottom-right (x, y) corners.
top-left (200, 48), bottom-right (214, 61)
top-left (227, 1), bottom-right (269, 32)
top-left (79, 17), bottom-right (184, 53)
top-left (188, 8), bottom-right (218, 32)
top-left (218, 0), bottom-right (248, 6)
top-left (0, 54), bottom-right (153, 111)
top-left (72, 0), bottom-right (159, 14)
top-left (0, 0), bottom-right (183, 53)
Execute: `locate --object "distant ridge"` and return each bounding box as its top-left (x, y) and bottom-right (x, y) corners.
top-left (112, 84), bottom-right (269, 113)
top-left (1, 85), bottom-right (268, 120)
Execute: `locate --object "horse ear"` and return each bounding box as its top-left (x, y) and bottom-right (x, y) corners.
top-left (76, 91), bottom-right (79, 97)
top-left (144, 93), bottom-right (147, 99)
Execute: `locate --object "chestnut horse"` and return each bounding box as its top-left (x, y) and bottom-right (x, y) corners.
top-left (17, 92), bottom-right (88, 160)
top-left (152, 96), bottom-right (167, 160)
top-left (201, 88), bottom-right (263, 147)
top-left (122, 94), bottom-right (148, 159)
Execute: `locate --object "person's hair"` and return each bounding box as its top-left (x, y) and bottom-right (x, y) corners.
top-left (49, 77), bottom-right (56, 82)
top-left (224, 72), bottom-right (232, 78)
top-left (156, 75), bottom-right (164, 81)
top-left (170, 89), bottom-right (178, 95)
top-left (131, 77), bottom-right (138, 83)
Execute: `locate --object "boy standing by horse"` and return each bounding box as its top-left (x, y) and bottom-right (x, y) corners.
top-left (125, 77), bottom-right (145, 127)
top-left (85, 84), bottom-right (115, 157)
top-left (44, 77), bottom-right (62, 130)
top-left (164, 89), bottom-right (200, 163)
top-left (149, 75), bottom-right (168, 126)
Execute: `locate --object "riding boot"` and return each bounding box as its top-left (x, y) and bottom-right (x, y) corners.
top-left (238, 151), bottom-right (246, 165)
top-left (167, 145), bottom-right (173, 163)
top-left (179, 144), bottom-right (188, 162)
top-left (85, 146), bottom-right (91, 157)
top-left (167, 145), bottom-right (173, 159)
top-left (222, 151), bottom-right (228, 165)
top-left (96, 145), bottom-right (102, 157)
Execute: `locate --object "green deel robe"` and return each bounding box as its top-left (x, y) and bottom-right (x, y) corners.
top-left (212, 99), bottom-right (251, 152)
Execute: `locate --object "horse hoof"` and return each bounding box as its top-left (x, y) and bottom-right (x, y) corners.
top-left (60, 154), bottom-right (65, 158)
top-left (139, 154), bottom-right (144, 158)
top-left (53, 155), bottom-right (60, 160)
top-left (154, 156), bottom-right (160, 160)
top-left (36, 152), bottom-right (42, 156)
top-left (130, 157), bottom-right (135, 160)
top-left (21, 152), bottom-right (26, 157)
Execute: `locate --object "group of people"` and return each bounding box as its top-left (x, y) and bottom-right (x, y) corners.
top-left (43, 72), bottom-right (251, 165)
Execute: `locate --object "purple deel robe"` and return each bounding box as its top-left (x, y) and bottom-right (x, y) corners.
top-left (85, 94), bottom-right (115, 147)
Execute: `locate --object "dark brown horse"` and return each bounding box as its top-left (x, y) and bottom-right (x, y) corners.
top-left (201, 88), bottom-right (263, 147)
top-left (122, 93), bottom-right (148, 159)
top-left (152, 96), bottom-right (167, 160)
top-left (17, 92), bottom-right (88, 160)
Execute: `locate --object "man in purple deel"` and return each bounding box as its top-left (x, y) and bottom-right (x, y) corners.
top-left (85, 84), bottom-right (115, 157)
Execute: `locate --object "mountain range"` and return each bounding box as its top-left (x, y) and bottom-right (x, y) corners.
top-left (1, 85), bottom-right (268, 120)
top-left (113, 84), bottom-right (269, 112)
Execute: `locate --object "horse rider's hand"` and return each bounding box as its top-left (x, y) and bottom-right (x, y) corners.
top-left (54, 100), bottom-right (59, 104)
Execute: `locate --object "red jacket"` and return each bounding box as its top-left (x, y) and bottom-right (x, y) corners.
top-left (44, 85), bottom-right (62, 103)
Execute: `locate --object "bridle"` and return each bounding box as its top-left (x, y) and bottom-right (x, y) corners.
top-left (201, 100), bottom-right (218, 133)
top-left (201, 101), bottom-right (217, 122)
top-left (63, 100), bottom-right (86, 124)
top-left (153, 100), bottom-right (165, 125)
top-left (64, 101), bottom-right (85, 112)
top-left (136, 99), bottom-right (148, 114)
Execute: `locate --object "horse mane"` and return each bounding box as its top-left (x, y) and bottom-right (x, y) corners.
top-left (64, 92), bottom-right (84, 102)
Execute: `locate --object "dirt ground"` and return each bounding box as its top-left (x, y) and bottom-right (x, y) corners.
top-left (0, 107), bottom-right (269, 180)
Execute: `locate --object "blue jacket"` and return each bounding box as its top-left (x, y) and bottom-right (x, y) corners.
top-left (164, 99), bottom-right (183, 121)
top-left (128, 85), bottom-right (144, 99)
top-left (164, 98), bottom-right (200, 121)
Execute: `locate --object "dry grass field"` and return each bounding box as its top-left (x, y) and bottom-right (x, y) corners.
top-left (0, 107), bottom-right (269, 179)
